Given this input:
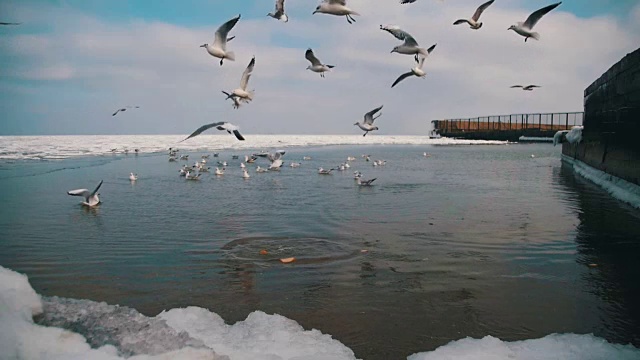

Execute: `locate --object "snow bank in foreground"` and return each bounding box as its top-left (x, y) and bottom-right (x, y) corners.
top-left (408, 333), bottom-right (640, 360)
top-left (1, 265), bottom-right (638, 360)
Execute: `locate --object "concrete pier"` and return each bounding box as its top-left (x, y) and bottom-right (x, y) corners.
top-left (563, 48), bottom-right (640, 187)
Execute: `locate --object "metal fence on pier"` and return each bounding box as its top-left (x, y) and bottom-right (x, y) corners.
top-left (432, 112), bottom-right (584, 134)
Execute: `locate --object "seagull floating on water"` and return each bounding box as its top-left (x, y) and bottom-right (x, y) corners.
top-left (356, 176), bottom-right (377, 186)
top-left (453, 0), bottom-right (494, 30)
top-left (112, 106), bottom-right (140, 117)
top-left (201, 14), bottom-right (240, 66)
top-left (391, 50), bottom-right (433, 88)
top-left (67, 180), bottom-right (103, 207)
top-left (224, 56), bottom-right (256, 105)
top-left (129, 173), bottom-right (138, 181)
top-left (215, 167), bottom-right (225, 176)
top-left (381, 25), bottom-right (430, 63)
top-left (508, 2), bottom-right (561, 42)
top-left (511, 85), bottom-right (540, 91)
top-left (313, 0), bottom-right (359, 24)
top-left (185, 171), bottom-right (201, 180)
top-left (268, 0), bottom-right (288, 22)
top-left (242, 169), bottom-right (251, 179)
top-left (355, 105), bottom-right (383, 137)
top-left (181, 122), bottom-right (245, 142)
top-left (318, 167), bottom-right (335, 174)
top-left (305, 49), bottom-right (334, 78)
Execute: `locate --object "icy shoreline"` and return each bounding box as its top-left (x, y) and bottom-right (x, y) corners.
top-left (562, 154), bottom-right (640, 210)
top-left (0, 134), bottom-right (508, 161)
top-left (1, 265), bottom-right (639, 360)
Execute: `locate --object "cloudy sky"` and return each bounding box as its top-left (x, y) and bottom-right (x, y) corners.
top-left (0, 0), bottom-right (638, 136)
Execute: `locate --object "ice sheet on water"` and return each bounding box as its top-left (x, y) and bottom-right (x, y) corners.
top-left (0, 135), bottom-right (508, 160)
top-left (2, 265), bottom-right (639, 360)
top-left (36, 296), bottom-right (207, 357)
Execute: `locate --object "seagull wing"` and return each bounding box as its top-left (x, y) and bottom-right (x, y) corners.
top-left (380, 25), bottom-right (419, 47)
top-left (364, 105), bottom-right (383, 124)
top-left (180, 122), bottom-right (226, 142)
top-left (400, 0), bottom-right (417, 3)
top-left (240, 56), bottom-right (255, 90)
top-left (472, 0), bottom-right (495, 21)
top-left (392, 72), bottom-right (414, 88)
top-left (112, 108), bottom-right (126, 116)
top-left (67, 188), bottom-right (90, 198)
top-left (523, 2), bottom-right (561, 30)
top-left (91, 180), bottom-right (103, 197)
top-left (215, 122), bottom-right (245, 141)
top-left (327, 0), bottom-right (347, 5)
top-left (426, 43), bottom-right (437, 55)
top-left (213, 14), bottom-right (241, 50)
top-left (0, 22), bottom-right (21, 25)
top-left (276, 0), bottom-right (285, 13)
top-left (416, 53), bottom-right (428, 69)
top-left (305, 48), bottom-right (322, 66)
top-left (524, 85), bottom-right (541, 90)
top-left (453, 19), bottom-right (472, 25)
top-left (232, 130), bottom-right (245, 141)
top-left (510, 85), bottom-right (523, 88)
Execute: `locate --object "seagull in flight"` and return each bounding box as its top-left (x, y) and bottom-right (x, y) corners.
top-left (305, 48), bottom-right (334, 78)
top-left (221, 91), bottom-right (243, 109)
top-left (201, 14), bottom-right (241, 66)
top-left (180, 122), bottom-right (245, 142)
top-left (67, 180), bottom-right (103, 207)
top-left (0, 22), bottom-right (21, 25)
top-left (508, 2), bottom-right (561, 42)
top-left (313, 0), bottom-right (360, 24)
top-left (391, 48), bottom-right (433, 88)
top-left (354, 105), bottom-right (383, 137)
top-left (268, 0), bottom-right (288, 22)
top-left (511, 85), bottom-right (541, 91)
top-left (453, 0), bottom-right (495, 30)
top-left (224, 56), bottom-right (256, 105)
top-left (112, 106), bottom-right (140, 117)
top-left (381, 25), bottom-right (430, 63)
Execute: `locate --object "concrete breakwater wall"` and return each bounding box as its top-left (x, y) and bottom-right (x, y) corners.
top-left (563, 48), bottom-right (640, 187)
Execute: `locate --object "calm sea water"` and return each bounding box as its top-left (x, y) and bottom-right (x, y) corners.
top-left (1, 143), bottom-right (639, 359)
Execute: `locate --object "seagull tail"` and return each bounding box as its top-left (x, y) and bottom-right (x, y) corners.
top-left (225, 51), bottom-right (236, 61)
top-left (326, 65), bottom-right (335, 69)
top-left (530, 32), bottom-right (540, 41)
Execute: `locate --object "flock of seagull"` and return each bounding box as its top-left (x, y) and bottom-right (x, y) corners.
top-left (168, 148), bottom-right (383, 187)
top-left (4, 0), bottom-right (563, 140)
top-left (4, 0), bottom-right (564, 206)
top-left (175, 0), bottom-right (561, 143)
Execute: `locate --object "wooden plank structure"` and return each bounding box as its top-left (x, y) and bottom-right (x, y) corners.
top-left (431, 112), bottom-right (584, 141)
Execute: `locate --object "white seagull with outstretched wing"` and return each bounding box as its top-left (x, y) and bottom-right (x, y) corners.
top-left (67, 180), bottom-right (103, 207)
top-left (200, 14), bottom-right (241, 66)
top-left (508, 2), bottom-right (561, 42)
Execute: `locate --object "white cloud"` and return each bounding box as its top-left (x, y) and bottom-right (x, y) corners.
top-left (0, 1), bottom-right (638, 135)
